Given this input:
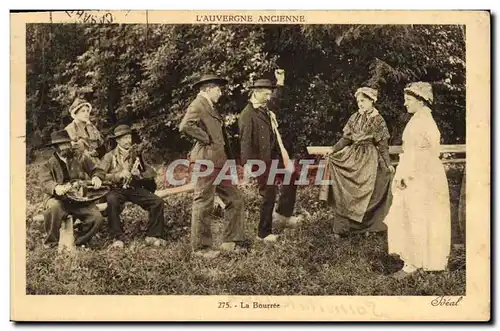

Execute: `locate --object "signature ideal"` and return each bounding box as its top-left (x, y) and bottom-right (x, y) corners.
top-left (431, 296), bottom-right (464, 307)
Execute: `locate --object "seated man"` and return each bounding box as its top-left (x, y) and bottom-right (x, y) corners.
top-left (40, 130), bottom-right (105, 248)
top-left (100, 124), bottom-right (167, 248)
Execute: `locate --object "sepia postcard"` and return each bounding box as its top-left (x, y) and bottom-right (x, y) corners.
top-left (11, 10), bottom-right (490, 321)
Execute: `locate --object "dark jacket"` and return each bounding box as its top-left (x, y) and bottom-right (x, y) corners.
top-left (179, 94), bottom-right (234, 168)
top-left (238, 87), bottom-right (283, 165)
top-left (40, 151), bottom-right (106, 199)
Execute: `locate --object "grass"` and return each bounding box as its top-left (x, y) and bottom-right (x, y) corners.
top-left (25, 155), bottom-right (466, 295)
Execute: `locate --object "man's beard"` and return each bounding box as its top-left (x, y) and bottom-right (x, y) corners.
top-left (59, 149), bottom-right (75, 159)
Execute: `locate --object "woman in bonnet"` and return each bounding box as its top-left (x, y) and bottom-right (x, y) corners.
top-left (64, 97), bottom-right (105, 162)
top-left (384, 82), bottom-right (451, 278)
top-left (325, 86), bottom-right (394, 235)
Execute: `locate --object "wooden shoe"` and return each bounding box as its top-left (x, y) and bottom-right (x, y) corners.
top-left (220, 242), bottom-right (246, 253)
top-left (145, 236), bottom-right (167, 247)
top-left (258, 234), bottom-right (278, 242)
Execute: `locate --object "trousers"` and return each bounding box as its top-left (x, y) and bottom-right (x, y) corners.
top-left (191, 172), bottom-right (245, 250)
top-left (105, 187), bottom-right (165, 239)
top-left (43, 198), bottom-right (103, 246)
top-left (256, 160), bottom-right (299, 238)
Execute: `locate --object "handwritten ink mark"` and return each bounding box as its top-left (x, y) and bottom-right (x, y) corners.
top-left (64, 10), bottom-right (113, 24)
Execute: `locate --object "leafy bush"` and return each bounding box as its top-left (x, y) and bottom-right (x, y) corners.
top-left (26, 24), bottom-right (465, 162)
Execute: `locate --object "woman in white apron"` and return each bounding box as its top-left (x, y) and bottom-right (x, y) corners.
top-left (384, 82), bottom-right (451, 278)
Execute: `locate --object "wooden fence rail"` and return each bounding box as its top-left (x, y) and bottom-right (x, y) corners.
top-left (307, 144), bottom-right (466, 164)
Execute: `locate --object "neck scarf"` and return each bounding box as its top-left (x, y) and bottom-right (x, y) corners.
top-left (358, 107), bottom-right (379, 118)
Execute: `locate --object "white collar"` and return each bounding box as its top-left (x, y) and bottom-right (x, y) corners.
top-left (57, 153), bottom-right (68, 164)
top-left (358, 107), bottom-right (379, 118)
top-left (198, 91), bottom-right (214, 108)
top-left (250, 94), bottom-right (266, 109)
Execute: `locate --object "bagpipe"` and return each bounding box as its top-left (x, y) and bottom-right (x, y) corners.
top-left (118, 145), bottom-right (157, 193)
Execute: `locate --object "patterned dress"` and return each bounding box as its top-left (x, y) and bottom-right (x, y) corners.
top-left (326, 108), bottom-right (393, 233)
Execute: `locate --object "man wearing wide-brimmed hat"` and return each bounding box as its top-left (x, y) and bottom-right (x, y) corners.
top-left (99, 124), bottom-right (167, 248)
top-left (64, 97), bottom-right (105, 162)
top-left (179, 74), bottom-right (245, 258)
top-left (40, 130), bottom-right (106, 248)
top-left (238, 69), bottom-right (302, 243)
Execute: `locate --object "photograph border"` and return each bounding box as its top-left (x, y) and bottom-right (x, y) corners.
top-left (11, 10), bottom-right (491, 321)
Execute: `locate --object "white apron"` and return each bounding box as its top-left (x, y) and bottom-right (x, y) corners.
top-left (384, 106), bottom-right (451, 271)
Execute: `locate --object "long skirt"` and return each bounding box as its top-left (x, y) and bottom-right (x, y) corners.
top-left (325, 142), bottom-right (393, 233)
top-left (384, 157), bottom-right (451, 271)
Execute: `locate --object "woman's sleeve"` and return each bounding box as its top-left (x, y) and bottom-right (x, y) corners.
top-left (332, 137), bottom-right (352, 153)
top-left (376, 139), bottom-right (392, 168)
top-left (398, 117), bottom-right (439, 180)
top-left (342, 114), bottom-right (356, 139)
top-left (414, 117), bottom-right (440, 152)
top-left (373, 117), bottom-right (390, 143)
top-left (373, 117), bottom-right (392, 167)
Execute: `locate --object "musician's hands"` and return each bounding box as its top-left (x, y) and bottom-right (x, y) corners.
top-left (89, 149), bottom-right (99, 157)
top-left (388, 165), bottom-right (395, 173)
top-left (91, 176), bottom-right (102, 189)
top-left (275, 69), bottom-right (285, 86)
top-left (131, 168), bottom-right (141, 178)
top-left (119, 169), bottom-right (131, 179)
top-left (54, 184), bottom-right (71, 196)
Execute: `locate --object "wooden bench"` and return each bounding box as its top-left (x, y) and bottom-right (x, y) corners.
top-left (307, 144), bottom-right (466, 164)
top-left (307, 144), bottom-right (466, 202)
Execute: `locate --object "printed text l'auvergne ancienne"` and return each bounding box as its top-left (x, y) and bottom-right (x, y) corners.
top-left (195, 14), bottom-right (306, 23)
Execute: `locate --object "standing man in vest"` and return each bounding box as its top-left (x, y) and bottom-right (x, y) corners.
top-left (179, 74), bottom-right (245, 258)
top-left (238, 69), bottom-right (302, 242)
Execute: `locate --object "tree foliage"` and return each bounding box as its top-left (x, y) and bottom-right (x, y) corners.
top-left (26, 23), bottom-right (465, 162)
